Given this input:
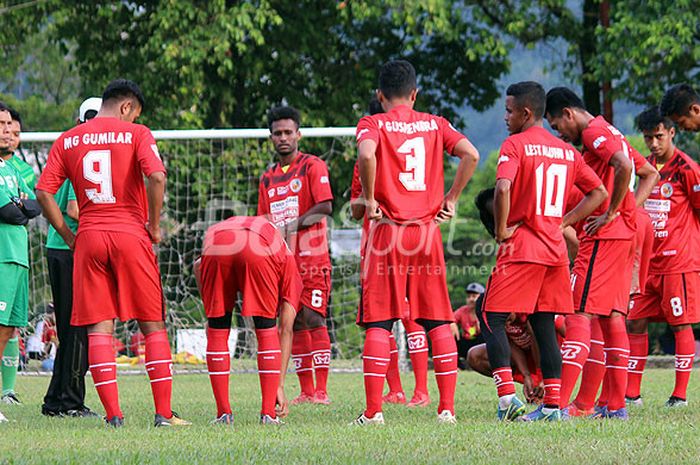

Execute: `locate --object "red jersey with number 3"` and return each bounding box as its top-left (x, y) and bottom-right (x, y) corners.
top-left (257, 152), bottom-right (333, 268)
top-left (355, 105), bottom-right (466, 223)
top-left (644, 148), bottom-right (700, 274)
top-left (496, 125), bottom-right (601, 266)
top-left (580, 116), bottom-right (641, 241)
top-left (36, 117), bottom-right (165, 240)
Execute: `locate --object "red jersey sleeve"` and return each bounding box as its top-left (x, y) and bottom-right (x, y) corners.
top-left (439, 117), bottom-right (467, 155)
top-left (581, 125), bottom-right (623, 165)
top-left (630, 147), bottom-right (646, 171)
top-left (257, 175), bottom-right (270, 216)
top-left (681, 160), bottom-right (700, 212)
top-left (350, 161), bottom-right (362, 201)
top-left (495, 138), bottom-right (520, 181)
top-left (355, 115), bottom-right (379, 145)
top-left (307, 158), bottom-right (333, 204)
top-left (134, 126), bottom-right (166, 177)
top-left (36, 137), bottom-right (68, 194)
top-left (573, 152), bottom-right (602, 194)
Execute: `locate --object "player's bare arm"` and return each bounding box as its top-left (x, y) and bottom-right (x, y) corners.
top-left (276, 300), bottom-right (296, 418)
top-left (633, 161), bottom-right (660, 207)
top-left (436, 138), bottom-right (480, 224)
top-left (562, 185), bottom-right (607, 230)
top-left (146, 171), bottom-right (166, 244)
top-left (358, 138), bottom-right (382, 221)
top-left (562, 225), bottom-right (579, 262)
top-left (67, 199), bottom-right (79, 221)
top-left (493, 178), bottom-right (520, 243)
top-left (584, 152), bottom-right (632, 236)
top-left (36, 190), bottom-right (76, 249)
top-left (285, 200), bottom-right (332, 235)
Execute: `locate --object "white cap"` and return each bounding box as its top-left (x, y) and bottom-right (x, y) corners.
top-left (79, 97), bottom-right (102, 122)
top-left (466, 282), bottom-right (485, 294)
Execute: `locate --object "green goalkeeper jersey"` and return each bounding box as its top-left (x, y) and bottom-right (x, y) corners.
top-left (6, 155), bottom-right (36, 191)
top-left (45, 181), bottom-right (78, 250)
top-left (0, 157), bottom-right (34, 267)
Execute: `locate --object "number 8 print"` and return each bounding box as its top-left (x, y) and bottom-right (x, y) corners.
top-left (670, 296), bottom-right (683, 317)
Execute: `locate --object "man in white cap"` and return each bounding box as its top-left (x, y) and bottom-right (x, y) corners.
top-left (41, 97), bottom-right (101, 417)
top-left (453, 282), bottom-right (485, 367)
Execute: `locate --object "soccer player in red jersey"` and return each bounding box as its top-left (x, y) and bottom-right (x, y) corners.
top-left (350, 159), bottom-right (430, 408)
top-left (36, 80), bottom-right (190, 428)
top-left (660, 84), bottom-right (700, 131)
top-left (483, 81), bottom-right (606, 422)
top-left (352, 60), bottom-right (480, 425)
top-left (194, 216), bottom-right (302, 424)
top-left (257, 106), bottom-right (334, 405)
top-left (625, 106), bottom-right (700, 408)
top-left (545, 87), bottom-right (659, 420)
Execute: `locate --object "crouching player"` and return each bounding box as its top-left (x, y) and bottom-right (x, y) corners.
top-left (195, 216), bottom-right (302, 425)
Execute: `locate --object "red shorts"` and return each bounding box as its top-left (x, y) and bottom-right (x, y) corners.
top-left (571, 239), bottom-right (634, 316)
top-left (628, 272), bottom-right (700, 325)
top-left (298, 262), bottom-right (331, 317)
top-left (72, 231), bottom-right (164, 326)
top-left (358, 221), bottom-right (453, 325)
top-left (483, 262), bottom-right (573, 314)
top-left (201, 239), bottom-right (302, 319)
top-left (630, 211), bottom-right (653, 296)
top-left (512, 351), bottom-right (542, 386)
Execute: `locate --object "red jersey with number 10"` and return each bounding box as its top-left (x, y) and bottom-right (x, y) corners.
top-left (496, 125), bottom-right (601, 266)
top-left (36, 117), bottom-right (165, 240)
top-left (355, 105), bottom-right (466, 223)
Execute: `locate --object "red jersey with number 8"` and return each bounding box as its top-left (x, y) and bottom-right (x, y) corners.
top-left (36, 117), bottom-right (165, 240)
top-left (355, 105), bottom-right (466, 223)
top-left (496, 125), bottom-right (601, 265)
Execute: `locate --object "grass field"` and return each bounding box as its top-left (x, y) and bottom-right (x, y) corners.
top-left (0, 368), bottom-right (698, 464)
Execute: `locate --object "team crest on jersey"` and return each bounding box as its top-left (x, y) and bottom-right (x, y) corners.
top-left (660, 182), bottom-right (674, 198)
top-left (267, 188), bottom-right (275, 198)
top-left (290, 178), bottom-right (302, 193)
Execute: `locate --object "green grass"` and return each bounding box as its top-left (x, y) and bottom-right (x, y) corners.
top-left (0, 369), bottom-right (698, 464)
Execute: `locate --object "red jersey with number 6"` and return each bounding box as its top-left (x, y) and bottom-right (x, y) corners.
top-left (496, 125), bottom-right (602, 266)
top-left (36, 117), bottom-right (165, 240)
top-left (355, 105), bottom-right (466, 223)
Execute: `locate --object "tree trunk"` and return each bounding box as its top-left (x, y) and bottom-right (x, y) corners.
top-left (580, 0), bottom-right (601, 115)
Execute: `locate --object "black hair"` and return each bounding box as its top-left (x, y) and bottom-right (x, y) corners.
top-left (506, 81), bottom-right (546, 119)
top-left (635, 106), bottom-right (674, 133)
top-left (660, 83), bottom-right (700, 117)
top-left (102, 79), bottom-right (145, 109)
top-left (267, 105), bottom-right (301, 130)
top-left (0, 101), bottom-right (9, 113)
top-left (83, 110), bottom-right (99, 122)
top-left (545, 87), bottom-right (586, 118)
top-left (378, 60), bottom-right (417, 100)
top-left (368, 96), bottom-right (383, 115)
top-left (8, 108), bottom-right (22, 128)
top-left (475, 188), bottom-right (495, 239)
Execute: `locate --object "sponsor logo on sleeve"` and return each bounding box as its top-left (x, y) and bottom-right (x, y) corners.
top-left (592, 136), bottom-right (606, 149)
top-left (693, 184), bottom-right (700, 192)
top-left (356, 128), bottom-right (369, 141)
top-left (497, 155), bottom-right (509, 164)
top-left (320, 175), bottom-right (329, 184)
top-left (151, 144), bottom-right (162, 160)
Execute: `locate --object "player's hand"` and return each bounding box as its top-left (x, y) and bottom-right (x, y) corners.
top-left (583, 211), bottom-right (618, 236)
top-left (366, 198), bottom-right (383, 221)
top-left (523, 375), bottom-right (537, 403)
top-left (275, 386), bottom-right (289, 418)
top-left (19, 192), bottom-right (28, 200)
top-left (495, 222), bottom-right (521, 243)
top-left (64, 232), bottom-right (76, 250)
top-left (450, 322), bottom-right (460, 340)
top-left (435, 198), bottom-right (456, 224)
top-left (146, 223), bottom-right (162, 244)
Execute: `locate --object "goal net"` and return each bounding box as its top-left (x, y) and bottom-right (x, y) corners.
top-left (19, 128), bottom-right (373, 368)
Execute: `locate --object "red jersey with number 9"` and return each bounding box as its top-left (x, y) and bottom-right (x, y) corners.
top-left (36, 117), bottom-right (166, 240)
top-left (496, 125), bottom-right (601, 266)
top-left (355, 105), bottom-right (466, 223)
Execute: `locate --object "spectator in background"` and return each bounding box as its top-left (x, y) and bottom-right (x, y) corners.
top-left (5, 109), bottom-right (36, 190)
top-left (41, 308), bottom-right (57, 372)
top-left (454, 282), bottom-right (485, 369)
top-left (40, 97), bottom-right (101, 418)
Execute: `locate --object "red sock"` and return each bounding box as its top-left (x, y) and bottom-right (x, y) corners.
top-left (292, 329), bottom-right (315, 396)
top-left (363, 327), bottom-right (391, 417)
top-left (145, 329), bottom-right (173, 417)
top-left (404, 318), bottom-right (428, 394)
top-left (493, 367), bottom-right (516, 397)
top-left (385, 333), bottom-right (403, 393)
top-left (672, 327), bottom-right (695, 400)
top-left (559, 314), bottom-right (591, 406)
top-left (428, 325), bottom-right (458, 414)
top-left (574, 317), bottom-right (606, 410)
top-left (88, 333), bottom-right (122, 419)
top-left (597, 370), bottom-right (610, 407)
top-left (206, 327), bottom-right (231, 416)
top-left (601, 316), bottom-right (629, 411)
top-left (256, 327), bottom-right (281, 417)
top-left (543, 378), bottom-right (561, 408)
top-left (309, 326), bottom-right (331, 394)
top-left (626, 332), bottom-right (648, 399)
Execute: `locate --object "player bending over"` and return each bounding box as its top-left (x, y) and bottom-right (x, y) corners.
top-left (195, 216), bottom-right (302, 425)
top-left (353, 59), bottom-right (480, 426)
top-left (36, 80), bottom-right (190, 428)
